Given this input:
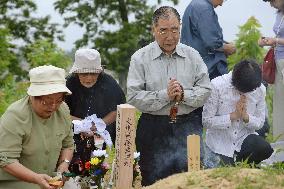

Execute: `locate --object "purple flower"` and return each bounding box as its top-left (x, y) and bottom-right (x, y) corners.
top-left (101, 162), bottom-right (110, 170)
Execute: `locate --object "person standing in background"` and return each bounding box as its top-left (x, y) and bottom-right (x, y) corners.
top-left (259, 0), bottom-right (284, 141)
top-left (181, 0), bottom-right (236, 80)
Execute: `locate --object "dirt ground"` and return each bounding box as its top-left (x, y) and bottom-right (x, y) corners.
top-left (63, 167), bottom-right (284, 189)
top-left (142, 168), bottom-right (284, 189)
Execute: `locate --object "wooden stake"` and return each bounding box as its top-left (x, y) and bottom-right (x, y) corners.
top-left (187, 134), bottom-right (200, 171)
top-left (113, 104), bottom-right (136, 189)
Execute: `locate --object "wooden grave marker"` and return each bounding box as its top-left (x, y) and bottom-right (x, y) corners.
top-left (113, 104), bottom-right (136, 189)
top-left (187, 134), bottom-right (200, 171)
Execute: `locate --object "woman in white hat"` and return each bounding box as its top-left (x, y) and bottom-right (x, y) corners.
top-left (0, 65), bottom-right (74, 189)
top-left (65, 49), bottom-right (125, 174)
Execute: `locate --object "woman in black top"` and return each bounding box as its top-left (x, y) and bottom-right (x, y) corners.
top-left (65, 49), bottom-right (125, 175)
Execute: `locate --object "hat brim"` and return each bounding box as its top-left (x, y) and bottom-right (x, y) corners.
top-left (27, 83), bottom-right (72, 96)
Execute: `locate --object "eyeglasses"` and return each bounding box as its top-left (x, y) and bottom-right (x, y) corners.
top-left (40, 96), bottom-right (65, 107)
top-left (157, 28), bottom-right (180, 36)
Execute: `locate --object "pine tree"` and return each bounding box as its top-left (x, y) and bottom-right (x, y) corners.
top-left (227, 16), bottom-right (264, 70)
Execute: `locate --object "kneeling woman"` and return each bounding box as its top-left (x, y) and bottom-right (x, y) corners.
top-left (202, 60), bottom-right (273, 165)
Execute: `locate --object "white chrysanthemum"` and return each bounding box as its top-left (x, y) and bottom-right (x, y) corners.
top-left (92, 149), bottom-right (107, 157)
top-left (134, 152), bottom-right (140, 159)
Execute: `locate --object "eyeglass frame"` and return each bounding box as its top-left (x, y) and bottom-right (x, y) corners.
top-left (156, 27), bottom-right (180, 37)
top-left (39, 96), bottom-right (65, 107)
top-left (158, 28), bottom-right (180, 35)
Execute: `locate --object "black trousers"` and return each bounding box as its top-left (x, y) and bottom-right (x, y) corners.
top-left (256, 118), bottom-right (270, 138)
top-left (219, 134), bottom-right (273, 165)
top-left (209, 67), bottom-right (222, 80)
top-left (136, 109), bottom-right (203, 186)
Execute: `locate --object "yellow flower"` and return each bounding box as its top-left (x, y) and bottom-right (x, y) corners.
top-left (90, 157), bottom-right (100, 165)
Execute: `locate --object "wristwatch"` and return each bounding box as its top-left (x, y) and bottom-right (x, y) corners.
top-left (61, 159), bottom-right (70, 165)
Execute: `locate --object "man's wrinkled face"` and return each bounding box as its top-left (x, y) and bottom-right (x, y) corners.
top-left (152, 14), bottom-right (180, 55)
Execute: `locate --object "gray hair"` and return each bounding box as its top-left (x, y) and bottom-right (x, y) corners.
top-left (152, 6), bottom-right (180, 26)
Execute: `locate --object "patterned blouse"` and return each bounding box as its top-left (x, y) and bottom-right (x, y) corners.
top-left (202, 72), bottom-right (266, 157)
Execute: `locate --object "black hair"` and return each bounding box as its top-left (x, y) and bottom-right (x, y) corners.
top-left (231, 60), bottom-right (262, 93)
top-left (152, 6), bottom-right (180, 26)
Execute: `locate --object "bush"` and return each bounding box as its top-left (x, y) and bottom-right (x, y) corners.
top-left (0, 81), bottom-right (29, 115)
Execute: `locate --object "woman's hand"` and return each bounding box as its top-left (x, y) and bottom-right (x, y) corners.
top-left (90, 123), bottom-right (97, 132)
top-left (238, 95), bottom-right (249, 123)
top-left (230, 102), bottom-right (242, 121)
top-left (81, 124), bottom-right (96, 137)
top-left (230, 95), bottom-right (247, 122)
top-left (81, 131), bottom-right (95, 137)
top-left (57, 162), bottom-right (69, 174)
top-left (3, 162), bottom-right (56, 189)
top-left (56, 162), bottom-right (70, 185)
top-left (258, 37), bottom-right (276, 47)
top-left (33, 174), bottom-right (55, 189)
top-left (258, 37), bottom-right (266, 47)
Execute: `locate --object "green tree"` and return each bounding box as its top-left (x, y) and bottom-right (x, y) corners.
top-left (0, 0), bottom-right (64, 79)
top-left (0, 39), bottom-right (71, 116)
top-left (26, 40), bottom-right (72, 70)
top-left (0, 28), bottom-right (17, 87)
top-left (227, 16), bottom-right (264, 70)
top-left (0, 0), bottom-right (63, 44)
top-left (227, 16), bottom-right (274, 137)
top-left (0, 81), bottom-right (28, 115)
top-left (54, 0), bottom-right (178, 92)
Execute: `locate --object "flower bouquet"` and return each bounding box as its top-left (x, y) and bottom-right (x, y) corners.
top-left (74, 149), bottom-right (110, 189)
top-left (106, 151), bottom-right (141, 188)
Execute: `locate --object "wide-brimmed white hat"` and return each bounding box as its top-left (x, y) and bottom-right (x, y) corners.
top-left (27, 65), bottom-right (72, 96)
top-left (69, 49), bottom-right (103, 74)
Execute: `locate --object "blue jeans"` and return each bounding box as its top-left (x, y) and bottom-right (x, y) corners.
top-left (136, 108), bottom-right (204, 186)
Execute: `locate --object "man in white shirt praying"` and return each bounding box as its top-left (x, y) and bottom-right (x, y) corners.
top-left (202, 60), bottom-right (273, 166)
